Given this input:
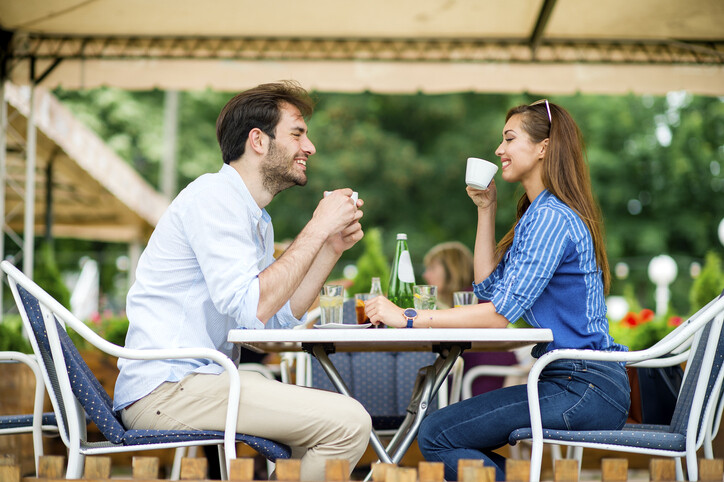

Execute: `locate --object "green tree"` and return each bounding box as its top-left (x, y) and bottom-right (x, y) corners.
top-left (690, 251), bottom-right (724, 311)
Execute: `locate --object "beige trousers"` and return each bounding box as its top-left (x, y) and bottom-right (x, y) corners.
top-left (122, 370), bottom-right (371, 481)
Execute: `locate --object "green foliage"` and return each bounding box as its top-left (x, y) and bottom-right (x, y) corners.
top-left (33, 243), bottom-right (71, 309)
top-left (0, 316), bottom-right (32, 354)
top-left (348, 228), bottom-right (390, 295)
top-left (690, 251), bottom-right (724, 311)
top-left (51, 87), bottom-right (724, 312)
top-left (622, 284), bottom-right (642, 313)
top-left (67, 316), bottom-right (130, 350)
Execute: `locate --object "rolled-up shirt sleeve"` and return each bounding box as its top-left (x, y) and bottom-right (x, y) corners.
top-left (474, 207), bottom-right (570, 323)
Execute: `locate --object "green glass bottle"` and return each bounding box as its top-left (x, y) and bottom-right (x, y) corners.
top-left (387, 233), bottom-right (416, 308)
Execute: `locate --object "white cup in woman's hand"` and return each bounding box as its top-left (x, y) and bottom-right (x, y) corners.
top-left (465, 158), bottom-right (498, 189)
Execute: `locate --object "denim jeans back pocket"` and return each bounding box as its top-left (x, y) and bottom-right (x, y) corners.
top-left (562, 382), bottom-right (629, 431)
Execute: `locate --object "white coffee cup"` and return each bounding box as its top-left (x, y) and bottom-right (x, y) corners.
top-left (465, 158), bottom-right (498, 190)
top-left (324, 191), bottom-right (358, 203)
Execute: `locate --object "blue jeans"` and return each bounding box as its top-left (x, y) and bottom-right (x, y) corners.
top-left (418, 359), bottom-right (630, 481)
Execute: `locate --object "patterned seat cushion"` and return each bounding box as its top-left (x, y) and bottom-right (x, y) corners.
top-left (0, 413), bottom-right (57, 429)
top-left (509, 426), bottom-right (686, 452)
top-left (125, 430), bottom-right (291, 460)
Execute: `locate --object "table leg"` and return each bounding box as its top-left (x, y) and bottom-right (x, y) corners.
top-left (385, 344), bottom-right (463, 463)
top-left (310, 344), bottom-right (393, 464)
top-left (310, 343), bottom-right (464, 467)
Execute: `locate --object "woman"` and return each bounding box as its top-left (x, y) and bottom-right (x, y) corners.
top-left (422, 241), bottom-right (474, 309)
top-left (365, 100), bottom-right (630, 480)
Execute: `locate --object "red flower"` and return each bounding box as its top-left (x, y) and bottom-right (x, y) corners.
top-left (639, 309), bottom-right (655, 323)
top-left (621, 312), bottom-right (640, 327)
top-left (668, 316), bottom-right (683, 327)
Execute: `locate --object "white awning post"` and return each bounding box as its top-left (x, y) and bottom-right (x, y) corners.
top-left (23, 61), bottom-right (36, 278)
top-left (161, 90), bottom-right (179, 200)
top-left (0, 78), bottom-right (7, 320)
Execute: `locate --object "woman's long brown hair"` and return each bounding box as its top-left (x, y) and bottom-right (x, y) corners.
top-left (494, 102), bottom-right (611, 293)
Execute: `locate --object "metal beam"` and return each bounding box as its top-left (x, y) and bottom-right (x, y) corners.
top-left (529, 0), bottom-right (558, 55)
top-left (7, 34), bottom-right (724, 66)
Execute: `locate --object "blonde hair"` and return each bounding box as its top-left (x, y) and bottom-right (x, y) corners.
top-left (424, 241), bottom-right (474, 307)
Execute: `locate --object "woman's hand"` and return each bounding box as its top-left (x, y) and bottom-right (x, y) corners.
top-left (467, 180), bottom-right (497, 211)
top-left (363, 296), bottom-right (406, 328)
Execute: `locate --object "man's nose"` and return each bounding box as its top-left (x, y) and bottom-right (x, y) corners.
top-left (303, 137), bottom-right (316, 155)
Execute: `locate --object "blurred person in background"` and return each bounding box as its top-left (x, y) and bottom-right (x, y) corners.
top-left (422, 241), bottom-right (474, 309)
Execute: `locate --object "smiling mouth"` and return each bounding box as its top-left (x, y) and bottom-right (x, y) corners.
top-left (501, 160), bottom-right (511, 168)
top-left (295, 159), bottom-right (307, 167)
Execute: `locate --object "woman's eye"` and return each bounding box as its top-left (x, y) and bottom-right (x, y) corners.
top-left (505, 138), bottom-right (514, 142)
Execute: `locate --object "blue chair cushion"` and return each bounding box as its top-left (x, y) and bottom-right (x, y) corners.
top-left (0, 413), bottom-right (57, 429)
top-left (124, 430), bottom-right (291, 461)
top-left (509, 426), bottom-right (685, 452)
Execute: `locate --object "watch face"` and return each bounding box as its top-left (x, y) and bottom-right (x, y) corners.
top-left (403, 308), bottom-right (417, 318)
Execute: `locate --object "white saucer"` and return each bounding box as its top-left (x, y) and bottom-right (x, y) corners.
top-left (314, 323), bottom-right (372, 329)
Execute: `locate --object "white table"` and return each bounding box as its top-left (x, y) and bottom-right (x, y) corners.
top-left (228, 327), bottom-right (553, 467)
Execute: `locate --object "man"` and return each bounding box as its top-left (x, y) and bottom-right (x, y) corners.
top-left (114, 81), bottom-right (371, 480)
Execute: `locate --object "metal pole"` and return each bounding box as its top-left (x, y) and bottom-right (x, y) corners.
top-left (161, 90), bottom-right (179, 200)
top-left (23, 60), bottom-right (36, 278)
top-left (44, 156), bottom-right (54, 247)
top-left (128, 240), bottom-right (141, 289)
top-left (0, 77), bottom-right (7, 320)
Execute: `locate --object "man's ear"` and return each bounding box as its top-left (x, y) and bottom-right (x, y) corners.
top-left (249, 128), bottom-right (267, 155)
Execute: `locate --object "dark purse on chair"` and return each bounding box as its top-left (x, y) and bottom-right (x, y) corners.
top-left (627, 365), bottom-right (684, 424)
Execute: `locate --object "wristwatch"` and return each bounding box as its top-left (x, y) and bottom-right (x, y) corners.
top-left (402, 308), bottom-right (418, 328)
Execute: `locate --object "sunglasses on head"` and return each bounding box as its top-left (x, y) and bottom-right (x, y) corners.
top-left (530, 99), bottom-right (552, 125)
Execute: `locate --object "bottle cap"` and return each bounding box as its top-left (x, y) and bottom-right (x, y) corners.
top-left (396, 233), bottom-right (407, 240)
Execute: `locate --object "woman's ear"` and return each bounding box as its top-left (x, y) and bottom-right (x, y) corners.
top-left (538, 138), bottom-right (549, 160)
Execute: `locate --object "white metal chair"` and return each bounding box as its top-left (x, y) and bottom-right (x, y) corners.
top-left (0, 351), bottom-right (59, 473)
top-left (510, 292), bottom-right (724, 482)
top-left (1, 260), bottom-right (290, 479)
top-left (460, 345), bottom-right (534, 400)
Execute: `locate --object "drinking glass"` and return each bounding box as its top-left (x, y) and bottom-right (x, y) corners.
top-left (354, 293), bottom-right (378, 324)
top-left (319, 285), bottom-right (344, 324)
top-left (413, 285), bottom-right (438, 310)
top-left (453, 291), bottom-right (477, 307)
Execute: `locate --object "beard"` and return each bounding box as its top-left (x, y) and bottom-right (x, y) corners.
top-left (260, 139), bottom-right (307, 195)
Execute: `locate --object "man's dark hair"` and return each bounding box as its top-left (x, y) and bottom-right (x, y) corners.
top-left (216, 81), bottom-right (314, 164)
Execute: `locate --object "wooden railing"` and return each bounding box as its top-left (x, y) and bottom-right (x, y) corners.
top-left (1, 455), bottom-right (723, 481)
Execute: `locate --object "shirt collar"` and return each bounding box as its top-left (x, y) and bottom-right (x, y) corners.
top-left (529, 189), bottom-right (551, 210)
top-left (219, 163), bottom-right (265, 221)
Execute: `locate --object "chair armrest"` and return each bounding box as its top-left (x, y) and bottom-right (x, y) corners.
top-left (0, 352), bottom-right (46, 436)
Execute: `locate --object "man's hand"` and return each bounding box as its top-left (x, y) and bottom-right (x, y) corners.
top-left (311, 189), bottom-right (361, 239)
top-left (325, 197), bottom-right (364, 254)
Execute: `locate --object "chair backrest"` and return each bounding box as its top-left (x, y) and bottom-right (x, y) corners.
top-left (669, 307), bottom-right (724, 442)
top-left (6, 267), bottom-right (128, 446)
